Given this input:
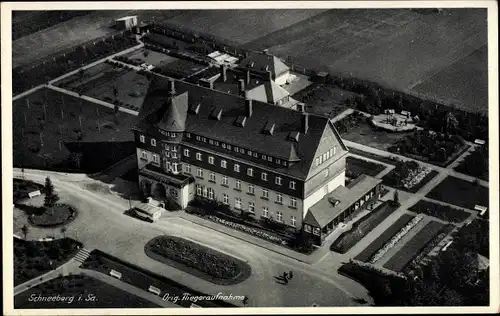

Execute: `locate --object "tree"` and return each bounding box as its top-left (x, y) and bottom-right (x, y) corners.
top-left (393, 190), bottom-right (400, 206)
top-left (21, 224), bottom-right (29, 240)
top-left (445, 112), bottom-right (459, 133)
top-left (44, 177), bottom-right (59, 209)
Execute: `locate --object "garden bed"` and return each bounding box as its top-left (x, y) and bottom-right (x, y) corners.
top-left (81, 250), bottom-right (236, 307)
top-left (355, 214), bottom-right (415, 262)
top-left (144, 236), bottom-right (251, 285)
top-left (346, 156), bottom-right (386, 178)
top-left (454, 145), bottom-right (489, 181)
top-left (13, 178), bottom-right (44, 203)
top-left (383, 221), bottom-right (446, 272)
top-left (382, 160), bottom-right (438, 193)
top-left (14, 274), bottom-right (159, 308)
top-left (333, 111), bottom-right (369, 134)
top-left (14, 237), bottom-right (82, 286)
top-left (426, 176), bottom-right (489, 210)
top-left (408, 200), bottom-right (472, 223)
top-left (331, 202), bottom-right (399, 253)
top-left (25, 204), bottom-right (77, 228)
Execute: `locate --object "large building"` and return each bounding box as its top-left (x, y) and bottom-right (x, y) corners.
top-left (133, 75), bottom-right (381, 245)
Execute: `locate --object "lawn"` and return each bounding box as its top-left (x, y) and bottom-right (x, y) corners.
top-left (16, 203), bottom-right (76, 228)
top-left (383, 220), bottom-right (446, 272)
top-left (14, 238), bottom-right (82, 286)
top-left (331, 202), bottom-right (399, 253)
top-left (454, 144), bottom-right (489, 181)
top-left (13, 178), bottom-right (44, 203)
top-left (14, 274), bottom-right (159, 308)
top-left (346, 156), bottom-right (386, 178)
top-left (13, 88), bottom-right (137, 173)
top-left (81, 249), bottom-right (236, 307)
top-left (426, 176), bottom-right (489, 210)
top-left (154, 58), bottom-right (208, 79)
top-left (382, 160), bottom-right (438, 193)
top-left (144, 235), bottom-right (251, 285)
top-left (355, 213), bottom-right (415, 262)
top-left (409, 200), bottom-right (472, 223)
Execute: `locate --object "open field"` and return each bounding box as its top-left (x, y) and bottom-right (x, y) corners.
top-left (15, 275), bottom-right (159, 308)
top-left (241, 8), bottom-right (487, 112)
top-left (12, 10), bottom-right (185, 68)
top-left (382, 220), bottom-right (446, 272)
top-left (13, 88), bottom-right (136, 173)
top-left (426, 176), bottom-right (489, 210)
top-left (166, 9), bottom-right (329, 45)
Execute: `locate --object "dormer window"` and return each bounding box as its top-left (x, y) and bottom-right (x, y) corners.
top-left (263, 121), bottom-right (275, 135)
top-left (189, 103), bottom-right (200, 115)
top-left (210, 108), bottom-right (223, 120)
top-left (140, 135), bottom-right (145, 143)
top-left (151, 139), bottom-right (156, 146)
top-left (235, 116), bottom-right (247, 127)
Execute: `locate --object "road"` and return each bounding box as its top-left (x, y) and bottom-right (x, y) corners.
top-left (13, 168), bottom-right (370, 307)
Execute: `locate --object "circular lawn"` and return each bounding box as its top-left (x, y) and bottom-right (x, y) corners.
top-left (145, 235), bottom-right (251, 285)
top-left (28, 204), bottom-right (77, 228)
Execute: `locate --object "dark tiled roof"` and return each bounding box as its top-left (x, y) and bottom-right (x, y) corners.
top-left (135, 76), bottom-right (338, 180)
top-left (239, 52), bottom-right (290, 77)
top-left (305, 175), bottom-right (382, 227)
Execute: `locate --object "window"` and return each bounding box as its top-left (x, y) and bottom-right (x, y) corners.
top-left (290, 197), bottom-right (297, 208)
top-left (227, 144), bottom-right (232, 150)
top-left (267, 156), bottom-right (272, 162)
top-left (222, 143), bottom-right (226, 149)
top-left (319, 155), bottom-right (323, 164)
top-left (171, 132), bottom-right (176, 138)
top-left (247, 168), bottom-right (254, 177)
top-left (248, 150), bottom-right (252, 156)
top-left (262, 207), bottom-right (269, 218)
top-left (221, 160), bottom-right (227, 168)
top-left (215, 141), bottom-right (219, 146)
top-left (235, 180), bottom-right (241, 190)
top-left (152, 154), bottom-right (159, 163)
top-left (324, 169), bottom-right (330, 178)
top-left (140, 135), bottom-right (145, 143)
top-left (261, 172), bottom-right (268, 181)
top-left (202, 187), bottom-right (208, 198)
top-left (186, 132), bottom-right (191, 138)
top-left (276, 158), bottom-right (281, 164)
top-left (291, 216), bottom-right (296, 227)
top-left (196, 153), bottom-right (202, 161)
top-left (275, 176), bottom-right (282, 185)
top-left (184, 164), bottom-right (191, 174)
top-left (333, 145), bottom-right (337, 155)
top-left (289, 181), bottom-right (296, 190)
top-left (172, 153), bottom-right (177, 159)
top-left (141, 151), bottom-right (147, 159)
top-left (235, 198), bottom-right (242, 210)
top-left (172, 146), bottom-right (177, 152)
top-left (329, 148), bottom-right (334, 157)
top-left (234, 164), bottom-right (240, 172)
top-left (196, 136), bottom-right (201, 141)
top-left (209, 172), bottom-right (216, 182)
top-left (313, 227), bottom-right (321, 235)
top-left (304, 224), bottom-right (311, 233)
top-left (248, 184), bottom-right (254, 195)
top-left (208, 188), bottom-right (214, 200)
top-left (277, 211), bottom-right (283, 222)
top-left (262, 189), bottom-right (269, 199)
top-left (172, 163), bottom-right (178, 173)
top-left (184, 149), bottom-right (190, 157)
top-left (248, 202), bottom-right (255, 213)
top-left (165, 151), bottom-right (170, 158)
top-left (197, 168), bottom-right (203, 178)
top-left (323, 153), bottom-right (327, 161)
top-left (262, 154), bottom-right (267, 160)
top-left (209, 139), bottom-right (213, 145)
top-left (276, 193), bottom-right (283, 204)
top-left (235, 147), bottom-right (239, 153)
top-left (253, 152), bottom-right (258, 158)
top-left (196, 185), bottom-right (202, 196)
top-left (151, 138), bottom-right (156, 146)
top-left (221, 176), bottom-right (228, 186)
top-left (223, 194), bottom-right (229, 204)
top-left (202, 137), bottom-right (207, 142)
top-left (208, 156), bottom-right (214, 165)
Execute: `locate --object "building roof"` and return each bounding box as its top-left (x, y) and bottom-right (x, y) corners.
top-left (246, 80), bottom-right (290, 104)
top-left (239, 52), bottom-right (290, 77)
top-left (305, 174), bottom-right (382, 227)
top-left (116, 16), bottom-right (137, 21)
top-left (134, 76), bottom-right (345, 180)
top-left (134, 202), bottom-right (162, 216)
top-left (153, 92), bottom-right (189, 132)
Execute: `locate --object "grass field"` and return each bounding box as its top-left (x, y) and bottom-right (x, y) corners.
top-left (426, 176), bottom-right (489, 210)
top-left (13, 88), bottom-right (136, 173)
top-left (14, 274), bottom-right (159, 308)
top-left (346, 156), bottom-right (386, 178)
top-left (355, 213), bottom-right (415, 262)
top-left (383, 220), bottom-right (445, 272)
top-left (409, 200), bottom-right (472, 223)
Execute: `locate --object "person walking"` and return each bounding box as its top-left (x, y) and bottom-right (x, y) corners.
top-left (288, 270), bottom-right (293, 280)
top-left (282, 272), bottom-right (288, 284)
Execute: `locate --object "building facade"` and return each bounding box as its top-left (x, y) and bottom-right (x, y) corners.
top-left (133, 75), bottom-right (379, 244)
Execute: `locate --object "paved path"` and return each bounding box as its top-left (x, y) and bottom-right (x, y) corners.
top-left (13, 168), bottom-right (368, 307)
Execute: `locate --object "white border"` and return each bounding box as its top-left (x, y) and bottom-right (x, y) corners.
top-left (2, 1), bottom-right (498, 315)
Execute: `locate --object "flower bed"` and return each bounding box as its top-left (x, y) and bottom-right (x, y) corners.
top-left (383, 220), bottom-right (446, 272)
top-left (383, 160), bottom-right (438, 193)
top-left (402, 166), bottom-right (432, 189)
top-left (409, 200), bottom-right (471, 223)
top-left (370, 214), bottom-right (424, 263)
top-left (28, 204), bottom-right (76, 228)
top-left (145, 236), bottom-right (251, 285)
top-left (355, 214), bottom-right (415, 262)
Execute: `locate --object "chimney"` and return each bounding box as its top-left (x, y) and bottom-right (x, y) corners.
top-left (238, 79), bottom-right (245, 95)
top-left (245, 94), bottom-right (253, 117)
top-left (246, 69), bottom-right (251, 85)
top-left (302, 112), bottom-right (309, 134)
top-left (221, 64), bottom-right (227, 82)
top-left (169, 80), bottom-right (176, 95)
top-left (266, 70), bottom-right (273, 82)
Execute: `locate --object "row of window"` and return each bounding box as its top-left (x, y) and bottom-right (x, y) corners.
top-left (185, 150), bottom-right (296, 189)
top-left (188, 165), bottom-right (297, 208)
top-left (141, 150), bottom-right (179, 173)
top-left (195, 185), bottom-right (297, 226)
top-left (186, 133), bottom-right (289, 167)
top-left (304, 224), bottom-right (321, 235)
top-left (315, 146), bottom-right (337, 167)
top-left (139, 133), bottom-right (179, 147)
